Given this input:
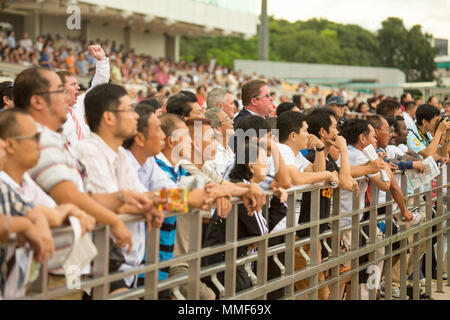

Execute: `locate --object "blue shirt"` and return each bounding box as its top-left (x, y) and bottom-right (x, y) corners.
top-left (406, 123), bottom-right (433, 158)
top-left (154, 154), bottom-right (190, 281)
top-left (126, 151), bottom-right (180, 281)
top-left (0, 180), bottom-right (35, 297)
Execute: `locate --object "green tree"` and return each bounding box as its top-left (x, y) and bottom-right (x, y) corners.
top-left (180, 16), bottom-right (437, 81)
top-left (377, 17), bottom-right (437, 81)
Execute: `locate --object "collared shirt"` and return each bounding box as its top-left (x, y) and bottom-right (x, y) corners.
top-left (154, 153), bottom-right (192, 275)
top-left (126, 151), bottom-right (176, 191)
top-left (245, 108), bottom-right (262, 117)
top-left (0, 180), bottom-right (35, 298)
top-left (272, 143), bottom-right (311, 233)
top-left (74, 133), bottom-right (146, 287)
top-left (155, 152), bottom-right (188, 185)
top-left (126, 151), bottom-right (178, 281)
top-left (340, 145), bottom-right (379, 229)
top-left (62, 58), bottom-right (110, 147)
top-left (28, 122), bottom-right (86, 193)
top-left (0, 172), bottom-right (55, 208)
top-left (406, 123), bottom-right (433, 158)
top-left (210, 142), bottom-right (235, 178)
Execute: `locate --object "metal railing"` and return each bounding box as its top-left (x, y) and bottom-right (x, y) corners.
top-left (2, 167), bottom-right (449, 300)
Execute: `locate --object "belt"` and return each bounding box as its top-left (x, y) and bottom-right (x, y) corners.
top-left (202, 218), bottom-right (211, 224)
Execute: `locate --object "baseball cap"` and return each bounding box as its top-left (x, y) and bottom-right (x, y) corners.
top-left (326, 96), bottom-right (347, 106)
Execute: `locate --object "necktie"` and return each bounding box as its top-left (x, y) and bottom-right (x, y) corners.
top-left (68, 106), bottom-right (84, 140)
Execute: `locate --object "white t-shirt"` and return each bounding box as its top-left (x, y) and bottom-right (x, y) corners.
top-left (277, 143), bottom-right (311, 172)
top-left (340, 145), bottom-right (379, 229)
top-left (273, 143), bottom-right (311, 233)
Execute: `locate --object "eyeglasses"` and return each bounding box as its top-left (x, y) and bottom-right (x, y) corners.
top-left (253, 94), bottom-right (272, 100)
top-left (107, 105), bottom-right (137, 113)
top-left (34, 88), bottom-right (67, 96)
top-left (9, 132), bottom-right (41, 143)
top-left (219, 116), bottom-right (233, 125)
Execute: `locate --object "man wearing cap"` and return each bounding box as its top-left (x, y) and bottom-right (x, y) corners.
top-left (327, 96), bottom-right (347, 133)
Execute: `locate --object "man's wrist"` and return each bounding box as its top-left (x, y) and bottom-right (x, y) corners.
top-left (315, 145), bottom-right (326, 152)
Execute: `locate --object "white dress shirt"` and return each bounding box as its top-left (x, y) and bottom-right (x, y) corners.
top-left (210, 142), bottom-right (235, 178)
top-left (74, 133), bottom-right (146, 287)
top-left (63, 58), bottom-right (110, 147)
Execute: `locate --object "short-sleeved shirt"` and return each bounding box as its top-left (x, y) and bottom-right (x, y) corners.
top-left (340, 145), bottom-right (379, 229)
top-left (74, 133), bottom-right (146, 288)
top-left (28, 123), bottom-right (86, 193)
top-left (406, 124), bottom-right (433, 158)
top-left (272, 143), bottom-right (311, 233)
top-left (0, 180), bottom-right (35, 297)
top-left (128, 151), bottom-right (179, 281)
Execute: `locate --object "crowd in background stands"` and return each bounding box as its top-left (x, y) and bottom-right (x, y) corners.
top-left (0, 39), bottom-right (450, 301)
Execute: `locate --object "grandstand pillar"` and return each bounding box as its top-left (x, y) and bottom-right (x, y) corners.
top-left (124, 26), bottom-right (131, 52)
top-left (24, 12), bottom-right (41, 40)
top-left (165, 34), bottom-right (179, 62)
top-left (81, 19), bottom-right (91, 42)
top-left (258, 0), bottom-right (269, 61)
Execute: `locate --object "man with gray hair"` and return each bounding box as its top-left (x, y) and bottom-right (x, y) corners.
top-left (204, 107), bottom-right (235, 178)
top-left (206, 88), bottom-right (235, 120)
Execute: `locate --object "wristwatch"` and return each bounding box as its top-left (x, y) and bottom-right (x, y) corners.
top-left (119, 190), bottom-right (125, 202)
top-left (315, 145), bottom-right (326, 152)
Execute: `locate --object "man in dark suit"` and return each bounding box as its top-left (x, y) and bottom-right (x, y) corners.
top-left (233, 80), bottom-right (274, 129)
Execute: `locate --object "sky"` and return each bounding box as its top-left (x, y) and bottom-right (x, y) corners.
top-left (267, 0), bottom-right (450, 43)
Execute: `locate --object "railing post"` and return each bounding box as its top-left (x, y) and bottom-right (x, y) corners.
top-left (447, 166), bottom-right (450, 287)
top-left (92, 226), bottom-right (110, 300)
top-left (283, 191), bottom-right (296, 298)
top-left (350, 186), bottom-right (361, 300)
top-left (425, 188), bottom-right (433, 298)
top-left (368, 181), bottom-right (379, 300)
top-left (309, 188), bottom-right (320, 300)
top-left (384, 184), bottom-right (393, 300)
top-left (187, 210), bottom-right (202, 300)
top-left (436, 170), bottom-right (444, 293)
top-left (412, 187), bottom-right (421, 300)
top-left (256, 196), bottom-right (269, 299)
top-left (399, 173), bottom-right (408, 300)
top-left (144, 224), bottom-right (160, 300)
top-left (329, 188), bottom-right (341, 300)
top-left (224, 204), bottom-right (238, 298)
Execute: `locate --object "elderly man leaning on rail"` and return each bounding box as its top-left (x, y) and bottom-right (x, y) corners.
top-left (367, 114), bottom-right (426, 298)
top-left (154, 114), bottom-right (270, 299)
top-left (0, 109), bottom-right (96, 299)
top-left (0, 135), bottom-right (55, 299)
top-left (13, 67), bottom-right (156, 299)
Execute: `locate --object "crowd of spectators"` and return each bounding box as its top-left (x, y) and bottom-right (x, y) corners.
top-left (0, 38), bottom-right (449, 301)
